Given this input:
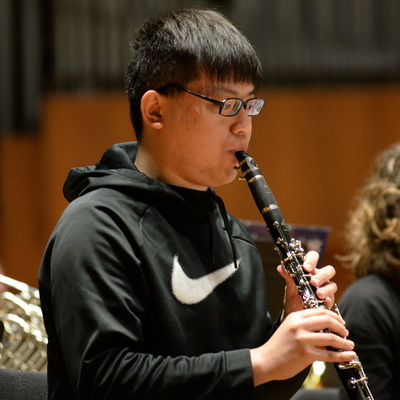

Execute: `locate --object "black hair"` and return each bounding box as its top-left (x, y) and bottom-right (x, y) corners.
top-left (125, 8), bottom-right (262, 140)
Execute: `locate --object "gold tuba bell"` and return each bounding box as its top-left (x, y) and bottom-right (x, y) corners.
top-left (0, 274), bottom-right (47, 372)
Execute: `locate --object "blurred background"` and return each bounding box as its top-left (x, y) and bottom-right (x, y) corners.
top-left (1, 0), bottom-right (400, 298)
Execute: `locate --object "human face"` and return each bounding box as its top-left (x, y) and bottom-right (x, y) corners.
top-left (160, 78), bottom-right (256, 190)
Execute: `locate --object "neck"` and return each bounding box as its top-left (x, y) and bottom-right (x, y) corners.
top-left (134, 146), bottom-right (159, 179)
top-left (135, 145), bottom-right (207, 191)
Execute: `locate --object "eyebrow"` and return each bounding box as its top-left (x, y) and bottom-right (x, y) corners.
top-left (213, 85), bottom-right (256, 97)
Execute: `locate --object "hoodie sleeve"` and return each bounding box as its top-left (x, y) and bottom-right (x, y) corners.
top-left (40, 196), bottom-right (257, 400)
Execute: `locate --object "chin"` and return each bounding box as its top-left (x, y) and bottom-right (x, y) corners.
top-left (213, 171), bottom-right (238, 188)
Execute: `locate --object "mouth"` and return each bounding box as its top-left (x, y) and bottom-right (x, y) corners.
top-left (231, 149), bottom-right (245, 170)
top-left (231, 147), bottom-right (247, 155)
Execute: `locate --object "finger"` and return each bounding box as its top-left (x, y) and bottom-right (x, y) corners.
top-left (276, 264), bottom-right (287, 277)
top-left (312, 346), bottom-right (357, 364)
top-left (277, 265), bottom-right (298, 290)
top-left (310, 264), bottom-right (336, 287)
top-left (276, 265), bottom-right (300, 302)
top-left (301, 331), bottom-right (355, 352)
top-left (316, 281), bottom-right (337, 300)
top-left (297, 308), bottom-right (346, 328)
top-left (277, 264), bottom-right (295, 283)
top-left (302, 251), bottom-right (319, 272)
top-left (306, 318), bottom-right (348, 338)
top-left (323, 296), bottom-right (335, 310)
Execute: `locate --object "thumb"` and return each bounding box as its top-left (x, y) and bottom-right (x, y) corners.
top-left (277, 264), bottom-right (298, 297)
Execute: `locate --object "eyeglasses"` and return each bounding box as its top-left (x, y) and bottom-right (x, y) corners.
top-left (157, 84), bottom-right (265, 117)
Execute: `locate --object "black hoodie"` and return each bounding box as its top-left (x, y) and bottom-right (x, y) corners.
top-left (39, 142), bottom-right (306, 400)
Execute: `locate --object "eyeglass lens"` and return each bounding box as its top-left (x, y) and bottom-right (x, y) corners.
top-left (220, 98), bottom-right (264, 116)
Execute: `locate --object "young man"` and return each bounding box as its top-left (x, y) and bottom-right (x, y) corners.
top-left (39, 8), bottom-right (356, 399)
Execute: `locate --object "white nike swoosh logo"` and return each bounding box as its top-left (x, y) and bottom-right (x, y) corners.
top-left (171, 255), bottom-right (240, 305)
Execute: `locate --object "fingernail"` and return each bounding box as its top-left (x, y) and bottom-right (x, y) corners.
top-left (304, 263), bottom-right (312, 271)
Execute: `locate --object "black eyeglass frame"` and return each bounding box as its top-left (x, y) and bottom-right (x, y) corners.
top-left (156, 84), bottom-right (265, 117)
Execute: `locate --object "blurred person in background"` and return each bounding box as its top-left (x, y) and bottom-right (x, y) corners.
top-left (339, 142), bottom-right (400, 400)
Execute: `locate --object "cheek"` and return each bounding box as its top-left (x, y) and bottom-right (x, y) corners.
top-left (180, 105), bottom-right (200, 129)
top-left (178, 115), bottom-right (212, 150)
top-left (169, 103), bottom-right (226, 159)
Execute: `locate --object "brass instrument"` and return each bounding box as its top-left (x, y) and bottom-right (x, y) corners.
top-left (236, 151), bottom-right (373, 400)
top-left (0, 274), bottom-right (47, 372)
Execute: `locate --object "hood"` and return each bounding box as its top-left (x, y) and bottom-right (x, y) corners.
top-left (64, 142), bottom-right (154, 202)
top-left (63, 142), bottom-right (238, 268)
top-left (63, 142), bottom-right (220, 220)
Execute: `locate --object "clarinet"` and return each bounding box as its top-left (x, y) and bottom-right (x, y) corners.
top-left (236, 151), bottom-right (374, 400)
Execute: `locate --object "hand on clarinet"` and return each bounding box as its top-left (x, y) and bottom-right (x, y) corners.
top-left (278, 250), bottom-right (337, 318)
top-left (250, 250), bottom-right (357, 386)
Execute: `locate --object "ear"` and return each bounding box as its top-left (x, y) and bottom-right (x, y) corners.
top-left (141, 90), bottom-right (164, 130)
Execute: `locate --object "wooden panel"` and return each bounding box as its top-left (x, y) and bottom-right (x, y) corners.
top-left (1, 86), bottom-right (399, 295)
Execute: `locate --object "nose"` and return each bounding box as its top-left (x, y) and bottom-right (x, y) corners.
top-left (230, 108), bottom-right (252, 136)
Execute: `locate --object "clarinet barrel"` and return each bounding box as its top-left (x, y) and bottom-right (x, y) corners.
top-left (236, 151), bottom-right (373, 400)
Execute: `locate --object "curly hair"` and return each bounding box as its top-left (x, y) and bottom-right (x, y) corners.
top-left (343, 142), bottom-right (400, 286)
